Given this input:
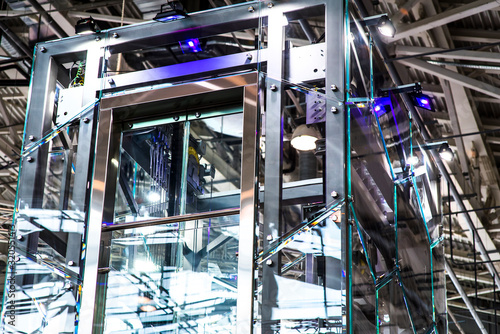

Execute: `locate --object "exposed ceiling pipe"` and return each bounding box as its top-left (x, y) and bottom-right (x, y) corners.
top-left (351, 0), bottom-right (500, 323)
top-left (25, 0), bottom-right (68, 39)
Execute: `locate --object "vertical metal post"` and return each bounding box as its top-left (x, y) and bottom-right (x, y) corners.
top-left (325, 0), bottom-right (348, 331)
top-left (237, 83), bottom-right (259, 333)
top-left (262, 8), bottom-right (285, 333)
top-left (78, 108), bottom-right (117, 334)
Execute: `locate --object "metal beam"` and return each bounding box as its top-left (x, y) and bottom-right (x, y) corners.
top-left (445, 260), bottom-right (489, 334)
top-left (398, 58), bottom-right (500, 100)
top-left (25, 0), bottom-right (68, 39)
top-left (393, 0), bottom-right (500, 40)
top-left (449, 28), bottom-right (500, 43)
top-left (395, 45), bottom-right (500, 63)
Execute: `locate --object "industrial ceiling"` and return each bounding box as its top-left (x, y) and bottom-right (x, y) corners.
top-left (0, 0), bottom-right (498, 332)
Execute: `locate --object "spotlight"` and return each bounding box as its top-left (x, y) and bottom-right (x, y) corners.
top-left (407, 155), bottom-right (419, 166)
top-left (75, 17), bottom-right (99, 35)
top-left (411, 93), bottom-right (433, 111)
top-left (154, 1), bottom-right (189, 22)
top-left (291, 124), bottom-right (320, 151)
top-left (438, 143), bottom-right (453, 161)
top-left (179, 38), bottom-right (202, 53)
top-left (358, 14), bottom-right (396, 38)
top-left (376, 15), bottom-right (396, 37)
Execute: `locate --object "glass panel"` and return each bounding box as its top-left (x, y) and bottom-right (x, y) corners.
top-left (114, 112), bottom-right (242, 223)
top-left (375, 93), bottom-right (412, 178)
top-left (103, 214), bottom-right (239, 333)
top-left (433, 244), bottom-right (447, 334)
top-left (377, 277), bottom-right (414, 333)
top-left (351, 105), bottom-right (395, 278)
top-left (348, 13), bottom-right (372, 102)
top-left (352, 224), bottom-right (377, 333)
top-left (13, 121), bottom-right (83, 278)
top-left (396, 184), bottom-right (433, 333)
top-left (0, 254), bottom-right (78, 333)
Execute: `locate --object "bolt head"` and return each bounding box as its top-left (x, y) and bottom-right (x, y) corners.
top-left (112, 32), bottom-right (119, 39)
top-left (95, 36), bottom-right (101, 42)
top-left (195, 112), bottom-right (201, 118)
top-left (16, 235), bottom-right (23, 241)
top-left (331, 214), bottom-right (338, 221)
top-left (331, 84), bottom-right (338, 91)
top-left (246, 53), bottom-right (253, 60)
top-left (331, 190), bottom-right (339, 198)
top-left (83, 117), bottom-right (90, 124)
top-left (266, 234), bottom-right (273, 241)
top-left (26, 156), bottom-right (34, 163)
top-left (331, 107), bottom-right (338, 113)
top-left (267, 2), bottom-right (274, 8)
top-left (270, 84), bottom-right (277, 91)
top-left (40, 46), bottom-right (47, 53)
top-left (28, 135), bottom-right (35, 141)
top-left (173, 115), bottom-right (180, 121)
top-left (108, 78), bottom-right (115, 85)
top-left (248, 6), bottom-right (255, 12)
top-left (266, 259), bottom-right (273, 266)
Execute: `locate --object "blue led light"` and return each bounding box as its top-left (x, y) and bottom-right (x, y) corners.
top-left (413, 94), bottom-right (433, 111)
top-left (179, 38), bottom-right (202, 53)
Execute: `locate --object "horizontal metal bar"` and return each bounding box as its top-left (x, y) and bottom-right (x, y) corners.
top-left (102, 208), bottom-right (240, 231)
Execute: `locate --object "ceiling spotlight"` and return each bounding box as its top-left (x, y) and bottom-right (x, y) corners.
top-left (291, 124), bottom-right (320, 151)
top-left (154, 1), bottom-right (189, 22)
top-left (407, 155), bottom-right (419, 166)
top-left (438, 143), bottom-right (453, 161)
top-left (358, 14), bottom-right (396, 38)
top-left (411, 93), bottom-right (434, 111)
top-left (376, 15), bottom-right (396, 37)
top-left (75, 17), bottom-right (99, 35)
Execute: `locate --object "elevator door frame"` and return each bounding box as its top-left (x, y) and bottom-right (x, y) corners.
top-left (79, 72), bottom-right (259, 333)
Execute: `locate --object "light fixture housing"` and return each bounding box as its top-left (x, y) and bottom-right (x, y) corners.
top-left (411, 93), bottom-right (434, 111)
top-left (358, 14), bottom-right (396, 38)
top-left (154, 1), bottom-right (189, 22)
top-left (291, 124), bottom-right (321, 151)
top-left (438, 143), bottom-right (453, 161)
top-left (376, 15), bottom-right (396, 37)
top-left (75, 17), bottom-right (99, 35)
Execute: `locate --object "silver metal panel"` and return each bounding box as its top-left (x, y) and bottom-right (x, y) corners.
top-left (78, 108), bottom-right (114, 334)
top-left (101, 72), bottom-right (258, 110)
top-left (236, 84), bottom-right (259, 333)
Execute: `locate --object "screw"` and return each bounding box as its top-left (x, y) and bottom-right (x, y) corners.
top-left (266, 259), bottom-right (273, 266)
top-left (112, 32), bottom-right (119, 39)
top-left (331, 190), bottom-right (339, 198)
top-left (248, 6), bottom-right (255, 12)
top-left (108, 78), bottom-right (115, 85)
top-left (16, 235), bottom-right (23, 241)
top-left (83, 117), bottom-right (90, 123)
top-left (331, 214), bottom-right (338, 221)
top-left (270, 84), bottom-right (277, 91)
top-left (331, 107), bottom-right (338, 113)
top-left (26, 156), bottom-right (34, 163)
top-left (266, 234), bottom-right (273, 241)
top-left (173, 115), bottom-right (180, 121)
top-left (195, 112), bottom-right (201, 118)
top-left (331, 84), bottom-right (338, 91)
top-left (39, 46), bottom-right (47, 53)
top-left (28, 135), bottom-right (35, 141)
top-left (68, 260), bottom-right (75, 266)
top-left (246, 53), bottom-right (253, 60)
top-left (95, 36), bottom-right (101, 42)
top-left (267, 2), bottom-right (274, 8)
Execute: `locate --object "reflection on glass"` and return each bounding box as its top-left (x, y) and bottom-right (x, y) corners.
top-left (396, 184), bottom-right (433, 332)
top-left (352, 227), bottom-right (376, 333)
top-left (0, 255), bottom-right (77, 333)
top-left (103, 215), bottom-right (239, 333)
top-left (114, 112), bottom-right (243, 223)
top-left (433, 245), bottom-right (447, 334)
top-left (377, 277), bottom-right (414, 333)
